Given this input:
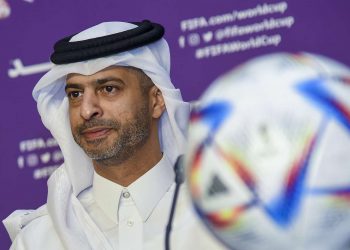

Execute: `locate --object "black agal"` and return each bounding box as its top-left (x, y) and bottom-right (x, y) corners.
top-left (50, 20), bottom-right (165, 65)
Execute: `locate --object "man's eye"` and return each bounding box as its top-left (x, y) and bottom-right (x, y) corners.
top-left (103, 86), bottom-right (116, 93)
top-left (67, 91), bottom-right (82, 99)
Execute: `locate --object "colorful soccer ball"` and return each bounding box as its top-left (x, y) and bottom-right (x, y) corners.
top-left (186, 53), bottom-right (350, 250)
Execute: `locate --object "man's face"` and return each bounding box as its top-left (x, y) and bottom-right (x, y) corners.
top-left (65, 66), bottom-right (153, 165)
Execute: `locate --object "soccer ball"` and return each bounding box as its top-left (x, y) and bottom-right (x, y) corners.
top-left (186, 53), bottom-right (350, 250)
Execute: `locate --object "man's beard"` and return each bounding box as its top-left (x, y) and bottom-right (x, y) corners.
top-left (72, 104), bottom-right (151, 166)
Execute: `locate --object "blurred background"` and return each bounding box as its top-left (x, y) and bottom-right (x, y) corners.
top-left (1, 0), bottom-right (349, 248)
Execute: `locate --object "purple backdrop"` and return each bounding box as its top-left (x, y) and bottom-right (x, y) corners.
top-left (1, 0), bottom-right (349, 248)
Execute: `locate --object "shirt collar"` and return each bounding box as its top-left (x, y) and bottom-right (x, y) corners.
top-left (93, 153), bottom-right (175, 223)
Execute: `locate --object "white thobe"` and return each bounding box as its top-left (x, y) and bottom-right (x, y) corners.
top-left (6, 154), bottom-right (226, 250)
top-left (78, 153), bottom-right (176, 250)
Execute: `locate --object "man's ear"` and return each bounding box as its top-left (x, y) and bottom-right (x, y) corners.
top-left (149, 86), bottom-right (165, 119)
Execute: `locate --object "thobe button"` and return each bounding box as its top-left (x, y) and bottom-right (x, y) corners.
top-left (122, 191), bottom-right (130, 199)
top-left (127, 220), bottom-right (134, 227)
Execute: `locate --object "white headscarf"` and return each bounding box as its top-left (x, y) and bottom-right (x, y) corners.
top-left (5, 22), bottom-right (190, 248)
top-left (33, 21), bottom-right (190, 196)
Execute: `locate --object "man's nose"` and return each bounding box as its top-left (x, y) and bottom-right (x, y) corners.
top-left (80, 92), bottom-right (102, 120)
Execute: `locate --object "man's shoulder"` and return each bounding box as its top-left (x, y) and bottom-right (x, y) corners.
top-left (11, 214), bottom-right (64, 249)
top-left (19, 211), bottom-right (52, 231)
top-left (4, 206), bottom-right (64, 250)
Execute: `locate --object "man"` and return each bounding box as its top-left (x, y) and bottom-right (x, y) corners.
top-left (3, 21), bottom-right (224, 249)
